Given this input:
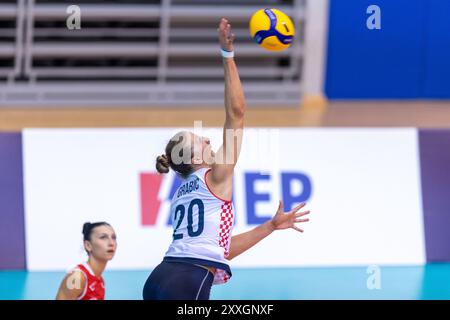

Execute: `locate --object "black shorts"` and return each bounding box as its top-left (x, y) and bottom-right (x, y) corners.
top-left (142, 260), bottom-right (214, 300)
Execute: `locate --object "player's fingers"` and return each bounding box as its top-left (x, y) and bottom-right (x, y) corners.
top-left (290, 202), bottom-right (306, 214)
top-left (295, 218), bottom-right (309, 223)
top-left (277, 200), bottom-right (284, 213)
top-left (295, 210), bottom-right (310, 218)
top-left (292, 226), bottom-right (304, 233)
top-left (219, 18), bottom-right (227, 30)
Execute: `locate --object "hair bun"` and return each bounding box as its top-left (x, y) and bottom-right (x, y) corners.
top-left (82, 222), bottom-right (91, 235)
top-left (156, 154), bottom-right (170, 174)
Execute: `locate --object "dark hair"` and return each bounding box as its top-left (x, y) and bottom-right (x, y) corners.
top-left (82, 222), bottom-right (111, 242)
top-left (156, 132), bottom-right (194, 179)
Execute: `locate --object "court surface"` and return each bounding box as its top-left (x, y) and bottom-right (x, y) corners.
top-left (1, 264), bottom-right (449, 300)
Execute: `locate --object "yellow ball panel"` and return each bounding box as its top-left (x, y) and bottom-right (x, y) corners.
top-left (271, 9), bottom-right (295, 37)
top-left (260, 36), bottom-right (291, 52)
top-left (249, 9), bottom-right (271, 38)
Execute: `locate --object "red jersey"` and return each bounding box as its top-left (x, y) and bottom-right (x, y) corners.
top-left (74, 263), bottom-right (105, 300)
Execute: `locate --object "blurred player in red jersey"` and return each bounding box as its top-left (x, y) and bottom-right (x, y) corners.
top-left (56, 222), bottom-right (117, 300)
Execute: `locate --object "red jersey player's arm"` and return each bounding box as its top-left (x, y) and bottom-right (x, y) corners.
top-left (56, 270), bottom-right (86, 300)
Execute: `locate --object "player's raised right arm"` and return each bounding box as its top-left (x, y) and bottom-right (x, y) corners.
top-left (209, 18), bottom-right (246, 190)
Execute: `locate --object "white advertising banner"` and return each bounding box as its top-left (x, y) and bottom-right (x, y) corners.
top-left (23, 128), bottom-right (425, 270)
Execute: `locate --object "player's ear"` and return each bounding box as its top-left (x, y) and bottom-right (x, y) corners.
top-left (84, 240), bottom-right (93, 255)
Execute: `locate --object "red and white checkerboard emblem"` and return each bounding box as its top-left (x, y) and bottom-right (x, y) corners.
top-left (214, 269), bottom-right (230, 284)
top-left (218, 201), bottom-right (234, 258)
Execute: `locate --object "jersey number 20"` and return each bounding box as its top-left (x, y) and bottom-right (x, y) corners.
top-left (173, 199), bottom-right (204, 240)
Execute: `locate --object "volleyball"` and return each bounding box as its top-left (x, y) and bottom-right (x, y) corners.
top-left (249, 8), bottom-right (295, 52)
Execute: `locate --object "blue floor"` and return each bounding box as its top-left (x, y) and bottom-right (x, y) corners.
top-left (1, 264), bottom-right (450, 300)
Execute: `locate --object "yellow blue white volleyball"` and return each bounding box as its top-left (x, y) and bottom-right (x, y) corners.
top-left (249, 8), bottom-right (295, 52)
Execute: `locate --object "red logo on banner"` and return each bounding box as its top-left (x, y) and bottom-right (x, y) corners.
top-left (140, 173), bottom-right (163, 226)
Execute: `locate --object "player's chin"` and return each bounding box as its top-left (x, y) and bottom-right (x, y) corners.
top-left (104, 250), bottom-right (116, 260)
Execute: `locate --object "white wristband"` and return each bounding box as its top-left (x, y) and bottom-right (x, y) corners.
top-left (221, 48), bottom-right (234, 58)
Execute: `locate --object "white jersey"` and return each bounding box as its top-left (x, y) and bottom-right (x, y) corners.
top-left (164, 167), bottom-right (234, 285)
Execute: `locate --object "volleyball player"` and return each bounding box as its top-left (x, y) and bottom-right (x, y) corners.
top-left (56, 222), bottom-right (117, 300)
top-left (142, 18), bottom-right (310, 300)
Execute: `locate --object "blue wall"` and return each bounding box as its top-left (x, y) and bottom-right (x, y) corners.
top-left (326, 0), bottom-right (450, 99)
top-left (424, 0), bottom-right (450, 98)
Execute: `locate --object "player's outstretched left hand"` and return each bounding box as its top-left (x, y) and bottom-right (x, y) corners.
top-left (270, 201), bottom-right (310, 233)
top-left (217, 18), bottom-right (235, 52)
